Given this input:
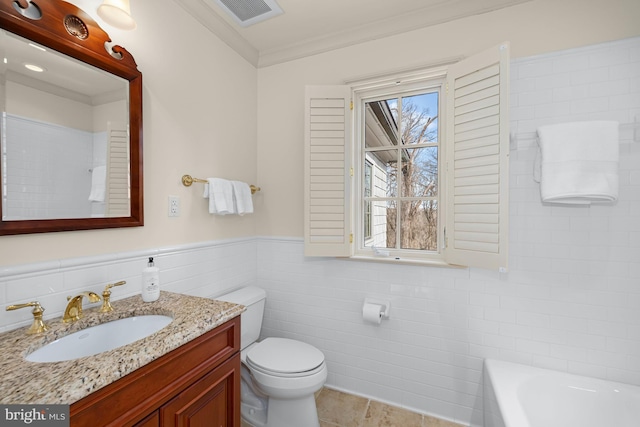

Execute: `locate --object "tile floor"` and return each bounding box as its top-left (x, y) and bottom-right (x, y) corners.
top-left (242, 387), bottom-right (466, 427)
top-left (316, 388), bottom-right (465, 427)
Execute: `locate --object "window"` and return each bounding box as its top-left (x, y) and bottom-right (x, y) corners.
top-left (304, 43), bottom-right (510, 271)
top-left (360, 88), bottom-right (441, 259)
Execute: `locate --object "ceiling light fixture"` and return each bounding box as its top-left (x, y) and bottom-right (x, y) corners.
top-left (97, 0), bottom-right (136, 30)
top-left (24, 63), bottom-right (45, 72)
top-left (28, 43), bottom-right (46, 52)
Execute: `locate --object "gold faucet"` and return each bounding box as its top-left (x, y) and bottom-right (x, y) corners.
top-left (63, 292), bottom-right (101, 323)
top-left (6, 301), bottom-right (49, 334)
top-left (100, 280), bottom-right (126, 313)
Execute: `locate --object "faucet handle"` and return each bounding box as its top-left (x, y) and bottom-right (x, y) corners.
top-left (105, 280), bottom-right (126, 291)
top-left (100, 280), bottom-right (126, 313)
top-left (6, 301), bottom-right (49, 334)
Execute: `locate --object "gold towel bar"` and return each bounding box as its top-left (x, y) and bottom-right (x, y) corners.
top-left (181, 174), bottom-right (261, 194)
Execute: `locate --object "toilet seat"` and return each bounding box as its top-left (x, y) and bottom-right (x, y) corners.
top-left (246, 337), bottom-right (325, 378)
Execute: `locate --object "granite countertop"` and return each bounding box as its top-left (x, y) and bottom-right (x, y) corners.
top-left (0, 291), bottom-right (244, 404)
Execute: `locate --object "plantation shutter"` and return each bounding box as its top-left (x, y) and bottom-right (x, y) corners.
top-left (445, 43), bottom-right (509, 271)
top-left (304, 86), bottom-right (352, 257)
top-left (105, 121), bottom-right (130, 217)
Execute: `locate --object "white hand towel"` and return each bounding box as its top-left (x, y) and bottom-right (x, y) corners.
top-left (231, 181), bottom-right (253, 216)
top-left (536, 121), bottom-right (619, 205)
top-left (88, 165), bottom-right (106, 202)
top-left (204, 178), bottom-right (235, 215)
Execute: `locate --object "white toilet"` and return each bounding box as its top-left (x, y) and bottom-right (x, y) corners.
top-left (216, 286), bottom-right (327, 427)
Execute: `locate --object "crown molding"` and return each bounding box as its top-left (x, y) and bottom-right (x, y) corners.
top-left (174, 0), bottom-right (531, 68)
top-left (257, 0), bottom-right (531, 67)
top-left (173, 0), bottom-right (259, 66)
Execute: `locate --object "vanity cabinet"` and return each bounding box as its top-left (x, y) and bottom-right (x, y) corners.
top-left (70, 317), bottom-right (240, 427)
top-left (133, 412), bottom-right (160, 427)
top-left (160, 356), bottom-right (238, 426)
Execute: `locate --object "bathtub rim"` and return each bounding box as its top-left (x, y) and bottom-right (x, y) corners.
top-left (484, 358), bottom-right (532, 427)
top-left (483, 358), bottom-right (640, 427)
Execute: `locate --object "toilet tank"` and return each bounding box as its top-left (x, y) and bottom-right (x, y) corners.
top-left (215, 286), bottom-right (266, 351)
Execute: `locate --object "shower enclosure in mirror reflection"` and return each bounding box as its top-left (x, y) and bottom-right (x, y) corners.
top-left (1, 30), bottom-right (130, 220)
top-left (0, 0), bottom-right (143, 235)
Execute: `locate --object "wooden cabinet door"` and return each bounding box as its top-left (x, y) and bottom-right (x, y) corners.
top-left (161, 354), bottom-right (240, 427)
top-left (134, 411), bottom-right (159, 427)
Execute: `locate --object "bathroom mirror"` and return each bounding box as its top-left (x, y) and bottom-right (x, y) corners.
top-left (0, 0), bottom-right (143, 235)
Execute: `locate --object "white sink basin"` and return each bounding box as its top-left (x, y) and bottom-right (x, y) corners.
top-left (26, 315), bottom-right (173, 363)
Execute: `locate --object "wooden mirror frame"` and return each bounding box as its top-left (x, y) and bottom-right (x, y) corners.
top-left (0, 0), bottom-right (143, 235)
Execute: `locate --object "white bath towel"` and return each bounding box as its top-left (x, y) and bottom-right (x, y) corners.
top-left (535, 121), bottom-right (619, 205)
top-left (231, 181), bottom-right (253, 216)
top-left (203, 178), bottom-right (235, 215)
top-left (88, 165), bottom-right (106, 202)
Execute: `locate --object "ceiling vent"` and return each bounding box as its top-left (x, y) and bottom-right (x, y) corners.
top-left (215, 0), bottom-right (283, 27)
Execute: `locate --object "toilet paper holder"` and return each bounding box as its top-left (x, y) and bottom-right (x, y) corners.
top-left (363, 298), bottom-right (390, 319)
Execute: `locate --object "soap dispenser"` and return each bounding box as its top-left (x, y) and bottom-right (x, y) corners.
top-left (141, 257), bottom-right (160, 302)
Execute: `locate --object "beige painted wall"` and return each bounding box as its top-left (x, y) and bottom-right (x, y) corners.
top-left (2, 0), bottom-right (639, 267)
top-left (7, 83), bottom-right (126, 132)
top-left (7, 82), bottom-right (94, 131)
top-left (255, 0), bottom-right (640, 237)
top-left (0, 0), bottom-right (258, 266)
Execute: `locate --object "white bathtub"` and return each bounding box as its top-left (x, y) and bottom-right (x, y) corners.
top-left (483, 359), bottom-right (640, 427)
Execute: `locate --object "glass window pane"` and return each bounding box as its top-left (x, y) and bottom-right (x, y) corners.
top-left (364, 150), bottom-right (398, 198)
top-left (400, 200), bottom-right (438, 251)
top-left (364, 199), bottom-right (372, 240)
top-left (364, 161), bottom-right (372, 198)
top-left (378, 200), bottom-right (395, 249)
top-left (400, 93), bottom-right (438, 146)
top-left (364, 200), bottom-right (396, 250)
top-left (400, 147), bottom-right (438, 198)
top-left (365, 98), bottom-right (399, 149)
top-left (364, 161), bottom-right (372, 239)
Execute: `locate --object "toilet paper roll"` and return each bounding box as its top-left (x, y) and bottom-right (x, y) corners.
top-left (362, 303), bottom-right (383, 325)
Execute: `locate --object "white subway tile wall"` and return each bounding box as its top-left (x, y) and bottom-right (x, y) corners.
top-left (3, 116), bottom-right (94, 220)
top-left (0, 36), bottom-right (638, 427)
top-left (0, 239), bottom-right (256, 333)
top-left (256, 37), bottom-right (640, 426)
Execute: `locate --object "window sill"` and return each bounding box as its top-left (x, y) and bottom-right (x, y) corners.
top-left (344, 255), bottom-right (466, 269)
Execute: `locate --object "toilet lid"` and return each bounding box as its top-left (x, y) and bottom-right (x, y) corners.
top-left (246, 337), bottom-right (325, 375)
